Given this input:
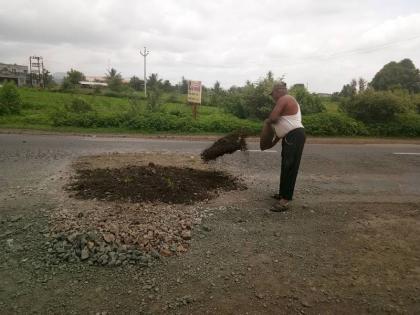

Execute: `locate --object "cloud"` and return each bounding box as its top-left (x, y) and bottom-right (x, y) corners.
top-left (0, 0), bottom-right (419, 92)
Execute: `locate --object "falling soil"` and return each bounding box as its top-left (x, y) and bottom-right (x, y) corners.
top-left (201, 131), bottom-right (248, 162)
top-left (67, 163), bottom-right (244, 204)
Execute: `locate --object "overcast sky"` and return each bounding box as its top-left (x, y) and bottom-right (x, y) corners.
top-left (1, 0), bottom-right (419, 92)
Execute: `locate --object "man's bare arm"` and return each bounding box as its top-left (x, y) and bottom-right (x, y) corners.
top-left (268, 98), bottom-right (287, 123)
top-left (260, 119), bottom-right (280, 150)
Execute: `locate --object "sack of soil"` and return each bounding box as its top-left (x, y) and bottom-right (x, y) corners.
top-left (201, 131), bottom-right (248, 162)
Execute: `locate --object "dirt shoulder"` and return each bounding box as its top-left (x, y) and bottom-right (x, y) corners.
top-left (1, 128), bottom-right (420, 144)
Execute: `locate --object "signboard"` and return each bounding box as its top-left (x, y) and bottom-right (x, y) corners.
top-left (187, 80), bottom-right (202, 104)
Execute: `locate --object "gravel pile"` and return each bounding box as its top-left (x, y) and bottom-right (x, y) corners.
top-left (47, 201), bottom-right (216, 267)
top-left (46, 231), bottom-right (154, 266)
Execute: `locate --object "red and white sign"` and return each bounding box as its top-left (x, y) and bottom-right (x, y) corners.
top-left (187, 80), bottom-right (202, 104)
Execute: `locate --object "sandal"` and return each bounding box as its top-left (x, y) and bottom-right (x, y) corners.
top-left (270, 201), bottom-right (289, 212)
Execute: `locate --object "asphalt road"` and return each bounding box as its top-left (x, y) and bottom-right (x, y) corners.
top-left (1, 133), bottom-right (420, 205)
top-left (1, 133), bottom-right (420, 314)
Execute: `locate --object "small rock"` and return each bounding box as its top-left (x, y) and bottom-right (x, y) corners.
top-left (103, 233), bottom-right (115, 244)
top-left (87, 241), bottom-right (95, 250)
top-left (6, 238), bottom-right (14, 248)
top-left (81, 247), bottom-right (90, 260)
top-left (160, 248), bottom-right (172, 257)
top-left (181, 230), bottom-right (191, 240)
top-left (67, 232), bottom-right (79, 243)
top-left (10, 215), bottom-right (23, 222)
top-left (256, 293), bottom-right (264, 299)
top-left (202, 225), bottom-right (211, 232)
top-left (151, 250), bottom-right (161, 259)
top-left (99, 254), bottom-right (109, 265)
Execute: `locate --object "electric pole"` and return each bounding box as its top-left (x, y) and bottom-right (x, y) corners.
top-left (140, 47), bottom-right (150, 97)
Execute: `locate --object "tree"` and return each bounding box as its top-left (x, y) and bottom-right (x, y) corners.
top-left (358, 77), bottom-right (367, 93)
top-left (62, 69), bottom-right (85, 90)
top-left (370, 58), bottom-right (420, 93)
top-left (64, 69), bottom-right (85, 85)
top-left (340, 90), bottom-right (410, 123)
top-left (106, 68), bottom-right (123, 91)
top-left (339, 79), bottom-right (357, 97)
top-left (0, 81), bottom-right (22, 115)
top-left (178, 76), bottom-right (188, 94)
top-left (147, 73), bottom-right (162, 90)
top-left (162, 80), bottom-right (172, 92)
top-left (213, 81), bottom-right (222, 93)
top-left (129, 76), bottom-right (143, 91)
top-left (209, 81), bottom-right (225, 106)
top-left (289, 84), bottom-right (326, 115)
top-left (43, 69), bottom-right (54, 87)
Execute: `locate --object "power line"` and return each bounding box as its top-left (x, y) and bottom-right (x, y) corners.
top-left (326, 33), bottom-right (420, 58)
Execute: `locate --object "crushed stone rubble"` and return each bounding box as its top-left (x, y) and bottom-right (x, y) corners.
top-left (46, 201), bottom-right (220, 267)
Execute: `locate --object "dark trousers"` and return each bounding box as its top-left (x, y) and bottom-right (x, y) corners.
top-left (279, 128), bottom-right (306, 200)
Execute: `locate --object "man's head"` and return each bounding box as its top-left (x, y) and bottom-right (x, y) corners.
top-left (269, 81), bottom-right (287, 101)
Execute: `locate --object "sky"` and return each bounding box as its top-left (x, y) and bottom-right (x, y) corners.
top-left (1, 0), bottom-right (420, 93)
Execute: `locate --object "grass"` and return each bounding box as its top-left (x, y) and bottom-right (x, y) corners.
top-left (3, 88), bottom-right (419, 138)
top-left (0, 88), bottom-right (260, 135)
top-left (322, 98), bottom-right (339, 113)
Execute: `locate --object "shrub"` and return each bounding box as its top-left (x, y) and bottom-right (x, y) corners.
top-left (412, 94), bottom-right (420, 114)
top-left (289, 85), bottom-right (326, 114)
top-left (147, 87), bottom-right (163, 111)
top-left (303, 112), bottom-right (369, 136)
top-left (0, 81), bottom-right (22, 115)
top-left (65, 97), bottom-right (93, 113)
top-left (339, 90), bottom-right (410, 123)
top-left (165, 93), bottom-right (183, 104)
top-left (368, 113), bottom-right (420, 137)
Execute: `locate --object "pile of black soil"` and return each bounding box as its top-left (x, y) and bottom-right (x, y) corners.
top-left (68, 164), bottom-right (244, 204)
top-left (201, 131), bottom-right (248, 162)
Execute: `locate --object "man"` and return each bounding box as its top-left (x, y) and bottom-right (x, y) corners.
top-left (260, 82), bottom-right (306, 211)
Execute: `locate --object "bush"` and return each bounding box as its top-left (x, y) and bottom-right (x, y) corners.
top-left (289, 85), bottom-right (326, 114)
top-left (0, 81), bottom-right (22, 115)
top-left (339, 90), bottom-right (410, 123)
top-left (121, 110), bottom-right (261, 134)
top-left (303, 112), bottom-right (369, 136)
top-left (65, 97), bottom-right (93, 113)
top-left (368, 113), bottom-right (420, 137)
top-left (165, 93), bottom-right (183, 104)
top-left (412, 94), bottom-right (420, 114)
top-left (51, 110), bottom-right (98, 128)
top-left (147, 87), bottom-right (163, 111)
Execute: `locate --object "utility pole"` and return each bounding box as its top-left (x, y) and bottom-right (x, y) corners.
top-left (29, 56), bottom-right (45, 88)
top-left (140, 47), bottom-right (150, 97)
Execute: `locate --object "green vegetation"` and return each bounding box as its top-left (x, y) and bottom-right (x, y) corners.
top-left (303, 113), bottom-right (368, 136)
top-left (0, 88), bottom-right (260, 135)
top-left (0, 81), bottom-right (22, 115)
top-left (370, 59), bottom-right (420, 93)
top-left (339, 90), bottom-right (412, 123)
top-left (1, 59), bottom-right (420, 137)
top-left (289, 84), bottom-right (326, 115)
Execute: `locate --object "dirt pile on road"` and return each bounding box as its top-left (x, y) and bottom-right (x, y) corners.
top-left (67, 164), bottom-right (242, 204)
top-left (47, 153), bottom-right (246, 266)
top-left (201, 131), bottom-right (248, 162)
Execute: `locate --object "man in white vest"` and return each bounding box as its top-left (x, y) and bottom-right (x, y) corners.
top-left (260, 82), bottom-right (306, 211)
